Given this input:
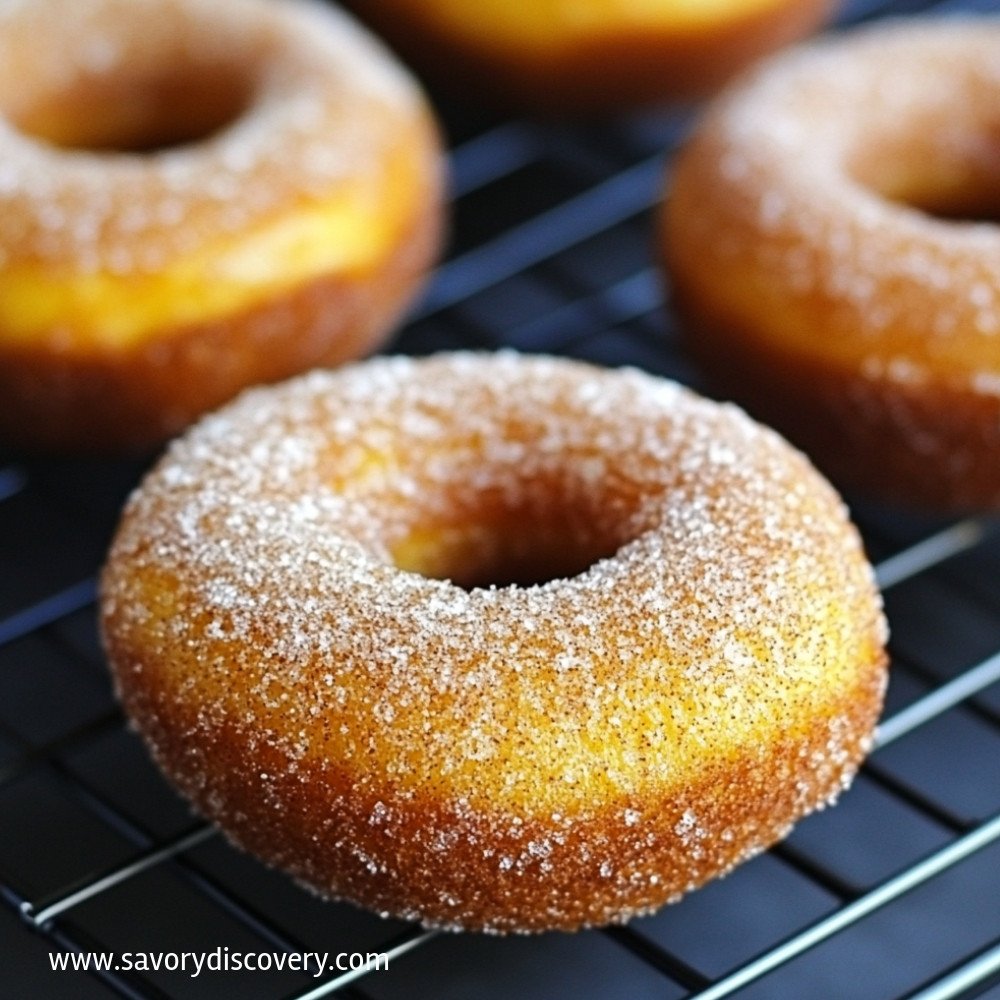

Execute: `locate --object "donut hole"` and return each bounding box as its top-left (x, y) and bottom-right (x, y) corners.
top-left (850, 126), bottom-right (1000, 224)
top-left (8, 62), bottom-right (255, 154)
top-left (389, 481), bottom-right (636, 590)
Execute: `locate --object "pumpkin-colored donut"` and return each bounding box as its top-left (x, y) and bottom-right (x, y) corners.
top-left (101, 353), bottom-right (888, 932)
top-left (666, 19), bottom-right (1000, 510)
top-left (344, 0), bottom-right (834, 112)
top-left (0, 0), bottom-right (443, 451)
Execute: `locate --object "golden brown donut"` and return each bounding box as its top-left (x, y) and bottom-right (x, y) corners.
top-left (665, 19), bottom-right (1000, 512)
top-left (0, 0), bottom-right (443, 452)
top-left (344, 0), bottom-right (834, 113)
top-left (101, 353), bottom-right (887, 933)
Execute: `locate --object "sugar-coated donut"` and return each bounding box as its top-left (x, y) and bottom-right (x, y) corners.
top-left (101, 353), bottom-right (887, 933)
top-left (344, 0), bottom-right (834, 113)
top-left (0, 0), bottom-right (443, 452)
top-left (665, 19), bottom-right (1000, 512)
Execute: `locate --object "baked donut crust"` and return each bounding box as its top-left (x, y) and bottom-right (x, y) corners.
top-left (101, 353), bottom-right (887, 933)
top-left (0, 0), bottom-right (443, 452)
top-left (344, 0), bottom-right (834, 113)
top-left (665, 19), bottom-right (1000, 511)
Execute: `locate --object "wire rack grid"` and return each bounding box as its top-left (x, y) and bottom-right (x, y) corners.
top-left (2, 0), bottom-right (1000, 997)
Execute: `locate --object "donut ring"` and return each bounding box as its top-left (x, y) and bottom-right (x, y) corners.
top-left (101, 353), bottom-right (888, 933)
top-left (0, 0), bottom-right (443, 452)
top-left (665, 19), bottom-right (1000, 511)
top-left (344, 0), bottom-right (835, 113)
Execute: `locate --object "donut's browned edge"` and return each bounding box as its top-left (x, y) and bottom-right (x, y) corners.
top-left (343, 0), bottom-right (833, 113)
top-left (670, 283), bottom-right (1000, 513)
top-left (103, 571), bottom-right (886, 933)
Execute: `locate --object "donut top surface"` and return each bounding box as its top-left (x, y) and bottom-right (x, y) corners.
top-left (679, 18), bottom-right (1000, 396)
top-left (103, 354), bottom-right (887, 822)
top-left (0, 0), bottom-right (432, 347)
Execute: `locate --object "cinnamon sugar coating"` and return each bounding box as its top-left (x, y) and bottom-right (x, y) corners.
top-left (101, 353), bottom-right (888, 932)
top-left (666, 19), bottom-right (1000, 511)
top-left (0, 0), bottom-right (443, 451)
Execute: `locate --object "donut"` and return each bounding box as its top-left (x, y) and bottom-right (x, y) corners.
top-left (665, 19), bottom-right (1000, 512)
top-left (0, 0), bottom-right (443, 452)
top-left (343, 0), bottom-right (834, 113)
top-left (100, 352), bottom-right (888, 933)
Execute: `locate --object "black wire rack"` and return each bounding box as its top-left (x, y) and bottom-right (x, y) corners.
top-left (3, 0), bottom-right (1000, 997)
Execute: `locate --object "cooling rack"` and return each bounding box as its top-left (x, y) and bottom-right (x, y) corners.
top-left (2, 0), bottom-right (1000, 997)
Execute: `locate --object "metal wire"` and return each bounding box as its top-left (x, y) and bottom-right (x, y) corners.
top-left (902, 940), bottom-right (1000, 1000)
top-left (417, 153), bottom-right (667, 318)
top-left (22, 826), bottom-right (217, 928)
top-left (689, 813), bottom-right (1000, 1000)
